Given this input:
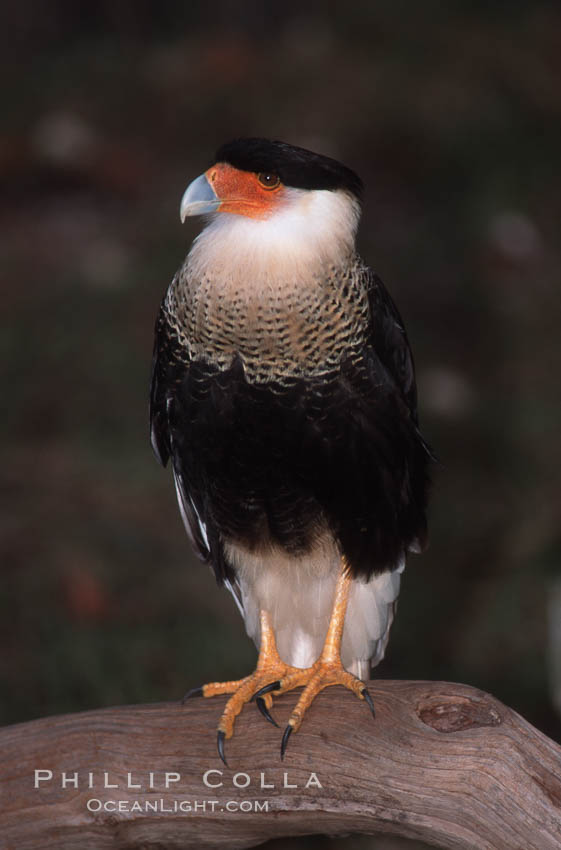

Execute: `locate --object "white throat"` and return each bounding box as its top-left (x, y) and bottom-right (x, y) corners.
top-left (186, 188), bottom-right (361, 286)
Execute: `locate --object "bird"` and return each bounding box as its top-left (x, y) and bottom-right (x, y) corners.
top-left (150, 138), bottom-right (432, 763)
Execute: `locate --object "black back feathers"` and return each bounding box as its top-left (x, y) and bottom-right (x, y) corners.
top-left (214, 138), bottom-right (363, 200)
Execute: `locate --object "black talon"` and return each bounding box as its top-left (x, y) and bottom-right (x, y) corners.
top-left (362, 687), bottom-right (376, 718)
top-left (217, 730), bottom-right (228, 766)
top-left (254, 680), bottom-right (281, 699)
top-left (256, 697), bottom-right (279, 727)
top-left (280, 724), bottom-right (293, 760)
top-left (181, 686), bottom-right (203, 704)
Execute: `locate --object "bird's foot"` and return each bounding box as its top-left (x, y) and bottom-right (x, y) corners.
top-left (183, 660), bottom-right (300, 765)
top-left (255, 560), bottom-right (375, 758)
top-left (256, 658), bottom-right (374, 759)
top-left (182, 564), bottom-right (373, 762)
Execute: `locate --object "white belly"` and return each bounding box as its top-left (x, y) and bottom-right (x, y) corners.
top-left (225, 538), bottom-right (404, 680)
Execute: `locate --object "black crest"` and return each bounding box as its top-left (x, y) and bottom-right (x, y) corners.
top-left (214, 138), bottom-right (363, 200)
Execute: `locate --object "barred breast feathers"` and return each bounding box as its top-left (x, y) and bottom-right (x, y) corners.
top-left (164, 188), bottom-right (371, 381)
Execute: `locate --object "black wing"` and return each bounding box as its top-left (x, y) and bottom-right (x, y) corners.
top-left (366, 270), bottom-right (419, 425)
top-left (150, 301), bottom-right (179, 467)
top-left (362, 268), bottom-right (434, 554)
top-left (149, 300), bottom-right (212, 563)
top-left (149, 299), bottom-right (243, 608)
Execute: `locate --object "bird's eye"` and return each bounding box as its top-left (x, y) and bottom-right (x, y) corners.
top-left (257, 173), bottom-right (280, 190)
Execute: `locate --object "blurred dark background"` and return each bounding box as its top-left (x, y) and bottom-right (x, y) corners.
top-left (1, 2), bottom-right (560, 848)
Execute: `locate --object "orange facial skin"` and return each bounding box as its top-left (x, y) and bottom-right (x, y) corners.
top-left (205, 162), bottom-right (286, 219)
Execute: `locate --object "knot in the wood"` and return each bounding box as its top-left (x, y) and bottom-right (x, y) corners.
top-left (416, 693), bottom-right (503, 733)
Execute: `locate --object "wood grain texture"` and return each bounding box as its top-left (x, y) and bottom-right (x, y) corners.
top-left (1, 681), bottom-right (560, 850)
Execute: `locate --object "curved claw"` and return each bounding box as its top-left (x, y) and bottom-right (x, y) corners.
top-left (362, 687), bottom-right (376, 718)
top-left (254, 680), bottom-right (281, 699)
top-left (181, 686), bottom-right (203, 704)
top-left (256, 696), bottom-right (279, 727)
top-left (280, 724), bottom-right (293, 760)
top-left (217, 730), bottom-right (228, 766)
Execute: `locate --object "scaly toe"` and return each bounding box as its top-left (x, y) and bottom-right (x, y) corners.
top-left (199, 662), bottom-right (297, 749)
top-left (280, 661), bottom-right (371, 754)
top-left (254, 680), bottom-right (282, 699)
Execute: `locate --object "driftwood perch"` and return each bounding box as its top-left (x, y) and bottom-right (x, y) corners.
top-left (2, 680), bottom-right (560, 849)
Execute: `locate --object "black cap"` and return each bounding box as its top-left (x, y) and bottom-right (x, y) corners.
top-left (214, 138), bottom-right (363, 201)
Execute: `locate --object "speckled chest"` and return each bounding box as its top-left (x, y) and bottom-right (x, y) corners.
top-left (165, 257), bottom-right (371, 382)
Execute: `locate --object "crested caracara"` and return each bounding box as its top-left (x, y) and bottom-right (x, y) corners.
top-left (150, 138), bottom-right (432, 761)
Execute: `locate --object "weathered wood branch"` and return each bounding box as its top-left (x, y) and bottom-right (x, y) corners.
top-left (1, 681), bottom-right (560, 850)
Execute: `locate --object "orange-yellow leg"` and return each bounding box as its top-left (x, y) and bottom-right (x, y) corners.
top-left (183, 609), bottom-right (300, 764)
top-left (255, 558), bottom-right (375, 758)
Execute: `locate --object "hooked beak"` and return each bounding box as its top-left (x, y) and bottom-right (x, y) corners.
top-left (180, 173), bottom-right (220, 222)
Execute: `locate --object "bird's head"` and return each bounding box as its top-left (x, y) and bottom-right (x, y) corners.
top-left (180, 138), bottom-right (363, 280)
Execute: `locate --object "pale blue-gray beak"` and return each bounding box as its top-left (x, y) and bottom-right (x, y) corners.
top-left (180, 173), bottom-right (220, 222)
